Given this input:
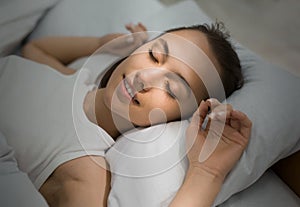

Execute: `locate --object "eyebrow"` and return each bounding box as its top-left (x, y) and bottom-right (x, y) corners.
top-left (158, 38), bottom-right (169, 55)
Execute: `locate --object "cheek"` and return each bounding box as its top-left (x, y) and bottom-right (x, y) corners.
top-left (128, 92), bottom-right (181, 126)
top-left (103, 82), bottom-right (116, 110)
top-left (104, 69), bottom-right (124, 109)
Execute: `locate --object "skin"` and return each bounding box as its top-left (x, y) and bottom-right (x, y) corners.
top-left (89, 28), bottom-right (221, 138)
top-left (170, 99), bottom-right (252, 206)
top-left (21, 23), bottom-right (252, 207)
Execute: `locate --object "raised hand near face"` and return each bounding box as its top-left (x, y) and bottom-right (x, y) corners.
top-left (186, 98), bottom-right (252, 179)
top-left (102, 22), bottom-right (148, 56)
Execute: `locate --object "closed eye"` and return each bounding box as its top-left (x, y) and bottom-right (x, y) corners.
top-left (148, 48), bottom-right (159, 63)
top-left (165, 81), bottom-right (176, 99)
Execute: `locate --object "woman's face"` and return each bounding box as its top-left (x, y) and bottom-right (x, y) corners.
top-left (104, 29), bottom-right (219, 127)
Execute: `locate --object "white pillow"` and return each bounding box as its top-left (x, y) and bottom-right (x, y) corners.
top-left (28, 0), bottom-right (164, 39)
top-left (29, 0), bottom-right (300, 206)
top-left (0, 0), bottom-right (59, 57)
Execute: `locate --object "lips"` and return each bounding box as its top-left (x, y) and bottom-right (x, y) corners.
top-left (119, 75), bottom-right (139, 104)
top-left (124, 77), bottom-right (135, 98)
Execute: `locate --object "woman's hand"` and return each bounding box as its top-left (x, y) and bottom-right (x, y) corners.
top-left (125, 22), bottom-right (148, 44)
top-left (101, 22), bottom-right (148, 56)
top-left (21, 22), bottom-right (148, 75)
top-left (169, 99), bottom-right (251, 207)
top-left (186, 98), bottom-right (252, 179)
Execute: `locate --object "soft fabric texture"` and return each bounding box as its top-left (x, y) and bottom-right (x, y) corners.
top-left (106, 121), bottom-right (189, 207)
top-left (13, 0), bottom-right (300, 206)
top-left (0, 0), bottom-right (60, 56)
top-left (0, 132), bottom-right (49, 207)
top-left (0, 56), bottom-right (114, 189)
top-left (219, 170), bottom-right (300, 207)
top-left (28, 0), bottom-right (164, 39)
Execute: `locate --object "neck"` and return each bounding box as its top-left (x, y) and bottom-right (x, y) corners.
top-left (83, 89), bottom-right (133, 139)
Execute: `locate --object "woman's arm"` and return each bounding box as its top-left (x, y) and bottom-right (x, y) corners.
top-left (40, 156), bottom-right (110, 207)
top-left (21, 35), bottom-right (123, 75)
top-left (169, 99), bottom-right (252, 207)
top-left (21, 23), bottom-right (147, 75)
top-left (169, 167), bottom-right (223, 207)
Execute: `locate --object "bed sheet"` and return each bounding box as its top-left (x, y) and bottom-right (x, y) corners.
top-left (1, 55), bottom-right (299, 206)
top-left (219, 169), bottom-right (300, 207)
top-left (63, 1), bottom-right (300, 206)
top-left (69, 56), bottom-right (300, 207)
top-left (0, 0), bottom-right (60, 56)
top-left (0, 1), bottom-right (299, 206)
top-left (0, 123), bottom-right (48, 206)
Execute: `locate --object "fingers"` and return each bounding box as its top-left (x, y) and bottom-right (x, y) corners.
top-left (207, 99), bottom-right (233, 125)
top-left (138, 22), bottom-right (147, 31)
top-left (190, 99), bottom-right (251, 137)
top-left (125, 22), bottom-right (148, 47)
top-left (190, 100), bottom-right (210, 129)
top-left (125, 22), bottom-right (147, 33)
top-left (205, 102), bottom-right (252, 140)
top-left (230, 110), bottom-right (252, 139)
top-left (207, 98), bottom-right (221, 109)
top-left (125, 23), bottom-right (134, 32)
top-left (190, 98), bottom-right (232, 130)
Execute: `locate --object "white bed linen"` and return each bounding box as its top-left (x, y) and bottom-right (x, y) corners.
top-left (58, 1), bottom-right (300, 206)
top-left (0, 132), bottom-right (48, 207)
top-left (0, 0), bottom-right (60, 56)
top-left (1, 0), bottom-right (299, 206)
top-left (219, 170), bottom-right (300, 207)
top-left (1, 54), bottom-right (299, 207)
top-left (0, 56), bottom-right (114, 189)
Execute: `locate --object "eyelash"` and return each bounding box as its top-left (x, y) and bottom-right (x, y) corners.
top-left (148, 48), bottom-right (159, 63)
top-left (165, 81), bottom-right (176, 99)
top-left (149, 47), bottom-right (175, 99)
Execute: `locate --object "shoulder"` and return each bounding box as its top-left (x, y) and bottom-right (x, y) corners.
top-left (45, 155), bottom-right (109, 184)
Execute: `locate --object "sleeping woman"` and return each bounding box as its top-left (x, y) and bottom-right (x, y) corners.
top-left (1, 22), bottom-right (252, 206)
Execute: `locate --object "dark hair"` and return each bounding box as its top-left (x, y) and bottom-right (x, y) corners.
top-left (99, 57), bottom-right (126, 88)
top-left (165, 22), bottom-right (243, 98)
top-left (100, 22), bottom-right (243, 98)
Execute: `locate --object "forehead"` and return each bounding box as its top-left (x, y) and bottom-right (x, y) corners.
top-left (158, 30), bottom-right (217, 79)
top-left (164, 29), bottom-right (220, 70)
top-left (161, 30), bottom-right (222, 101)
top-left (130, 30), bottom-right (223, 101)
top-left (167, 29), bottom-right (212, 57)
top-left (147, 31), bottom-right (213, 101)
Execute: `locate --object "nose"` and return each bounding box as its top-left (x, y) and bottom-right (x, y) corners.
top-left (133, 69), bottom-right (165, 92)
